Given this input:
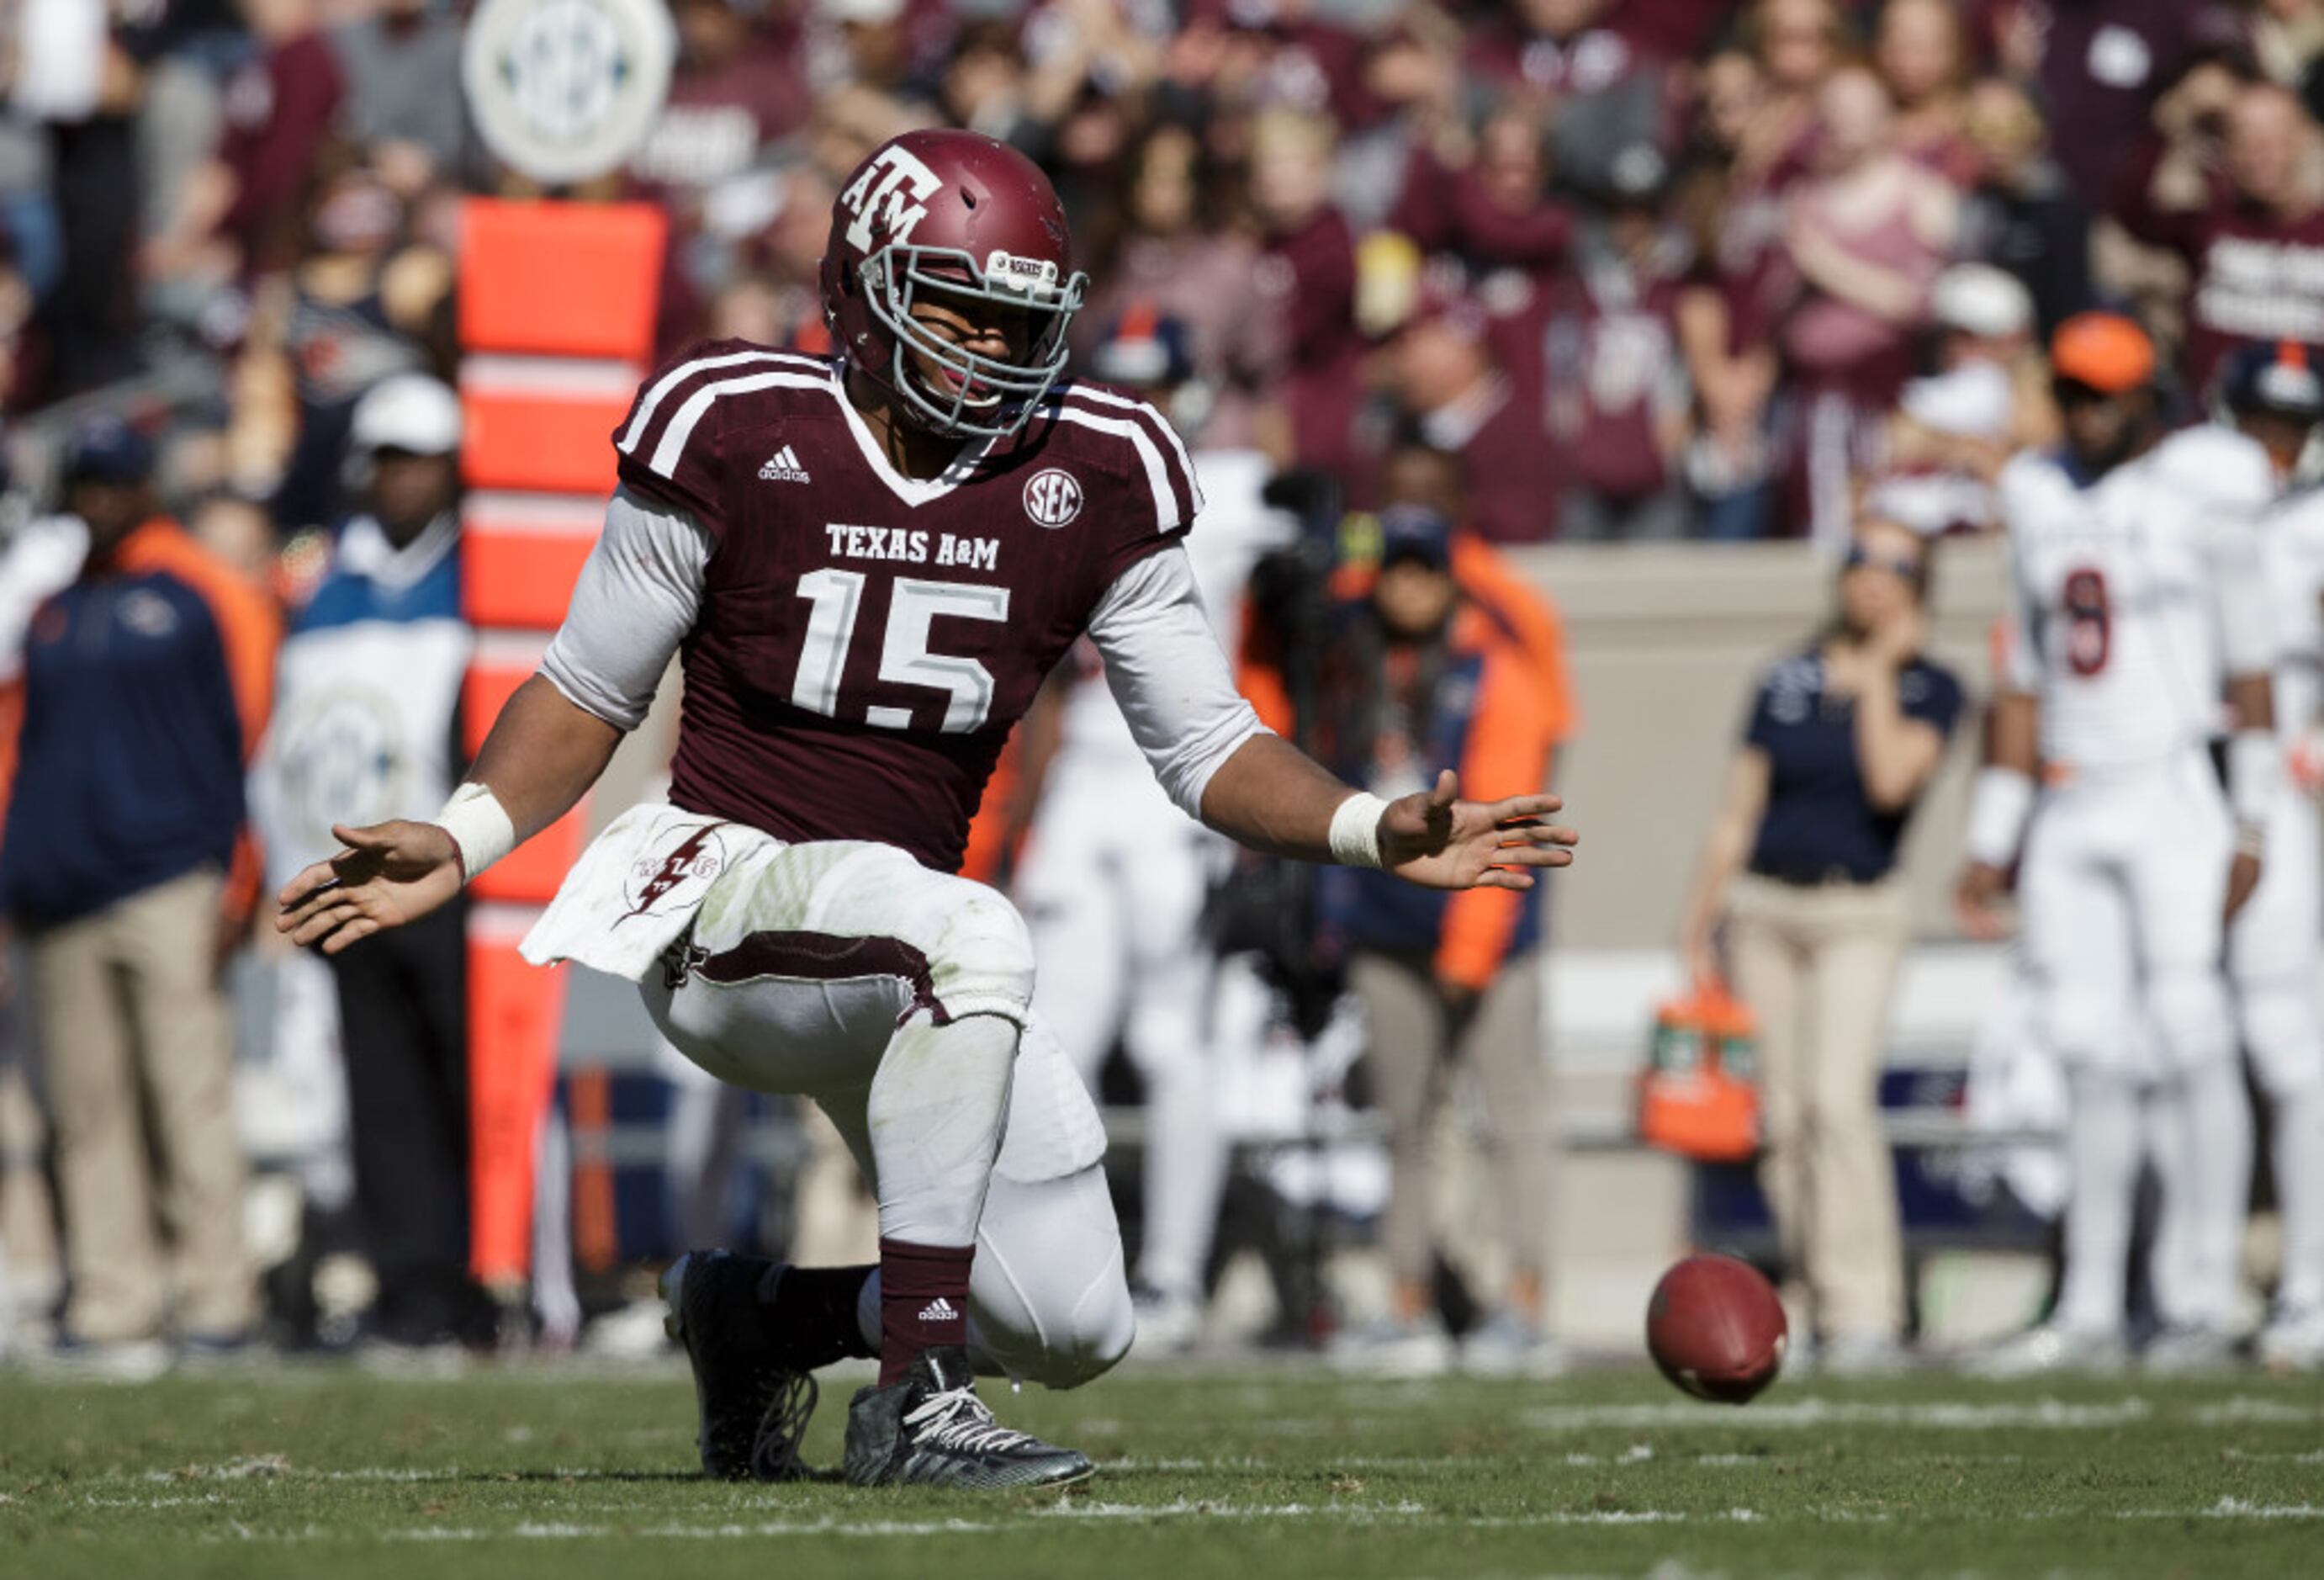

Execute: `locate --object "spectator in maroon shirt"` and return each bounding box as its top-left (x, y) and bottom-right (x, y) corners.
top-left (1182, 0), bottom-right (1384, 133)
top-left (1739, 0), bottom-right (1853, 183)
top-left (631, 0), bottom-right (810, 210)
top-left (2115, 77), bottom-right (2324, 391)
top-left (1078, 121), bottom-right (1273, 452)
top-left (1976, 0), bottom-right (2252, 214)
top-left (1535, 149), bottom-right (1697, 541)
top-left (803, 0), bottom-right (956, 101)
top-left (1461, 0), bottom-right (1677, 204)
top-left (1956, 73), bottom-right (2098, 338)
top-left (1874, 0), bottom-right (1978, 188)
top-left (1617, 0), bottom-right (1736, 62)
top-left (1384, 286), bottom-right (1562, 543)
top-left (1390, 100), bottom-right (1575, 276)
top-left (1463, 0), bottom-right (1644, 102)
top-left (1251, 106), bottom-right (1364, 487)
top-left (1766, 64), bottom-right (1956, 545)
top-left (148, 0), bottom-right (344, 281)
top-left (1674, 45), bottom-right (1786, 539)
top-left (939, 16), bottom-right (1136, 171)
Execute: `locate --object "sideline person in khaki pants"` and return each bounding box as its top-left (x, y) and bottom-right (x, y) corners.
top-left (1351, 950), bottom-right (1548, 1361)
top-left (1724, 871), bottom-right (1910, 1343)
top-left (30, 867), bottom-right (254, 1345)
top-left (2, 420), bottom-right (276, 1360)
top-left (1677, 517), bottom-right (1963, 1371)
top-left (1291, 506), bottom-right (1569, 1376)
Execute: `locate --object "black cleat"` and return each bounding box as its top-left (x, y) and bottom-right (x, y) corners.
top-left (659, 1250), bottom-right (818, 1481)
top-left (843, 1345), bottom-right (1093, 1490)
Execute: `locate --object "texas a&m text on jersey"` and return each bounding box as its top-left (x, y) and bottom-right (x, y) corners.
top-left (606, 339), bottom-right (1199, 875)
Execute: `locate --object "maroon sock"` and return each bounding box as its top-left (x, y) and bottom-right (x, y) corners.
top-left (877, 1237), bottom-right (973, 1386)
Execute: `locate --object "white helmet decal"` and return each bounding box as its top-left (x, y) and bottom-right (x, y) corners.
top-left (840, 144), bottom-right (943, 255)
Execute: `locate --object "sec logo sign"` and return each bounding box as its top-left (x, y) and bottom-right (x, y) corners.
top-left (1023, 468), bottom-right (1083, 528)
top-left (463, 0), bottom-right (675, 185)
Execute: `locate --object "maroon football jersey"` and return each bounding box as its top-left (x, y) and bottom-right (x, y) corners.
top-left (611, 341), bottom-right (1200, 872)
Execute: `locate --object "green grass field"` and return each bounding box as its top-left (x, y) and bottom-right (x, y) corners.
top-left (3, 1357), bottom-right (2320, 1577)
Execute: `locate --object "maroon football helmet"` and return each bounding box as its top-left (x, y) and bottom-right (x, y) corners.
top-left (821, 130), bottom-right (1089, 439)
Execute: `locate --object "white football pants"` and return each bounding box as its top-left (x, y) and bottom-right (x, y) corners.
top-left (2021, 751), bottom-right (2242, 1332)
top-left (1016, 763), bottom-right (1229, 1303)
top-left (640, 838), bottom-right (1133, 1389)
top-left (2229, 782), bottom-right (2324, 1312)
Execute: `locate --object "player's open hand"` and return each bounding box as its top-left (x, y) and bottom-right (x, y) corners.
top-left (1379, 770), bottom-right (1578, 892)
top-left (276, 820), bottom-right (464, 955)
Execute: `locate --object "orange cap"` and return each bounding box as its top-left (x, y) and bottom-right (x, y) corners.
top-left (2051, 311), bottom-right (2156, 394)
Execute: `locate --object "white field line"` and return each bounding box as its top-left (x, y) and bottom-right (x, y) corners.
top-left (204, 1519), bottom-right (1018, 1542)
top-left (103, 1446), bottom-right (2019, 1487)
top-left (2120, 1498), bottom-right (2324, 1521)
top-left (1102, 1451), bottom-right (1654, 1471)
top-left (80, 1495), bottom-right (226, 1509)
top-left (1523, 1398), bottom-right (2153, 1431)
top-left (2189, 1397), bottom-right (2324, 1425)
top-left (1103, 1447), bottom-right (2025, 1473)
top-left (1035, 1499), bottom-right (1431, 1520)
top-left (197, 1507), bottom-right (1770, 1540)
top-left (129, 1464), bottom-right (672, 1484)
top-left (1104, 1455), bottom-right (1461, 1472)
top-left (176, 1496), bottom-right (2324, 1544)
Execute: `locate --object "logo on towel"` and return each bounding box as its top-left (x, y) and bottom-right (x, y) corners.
top-left (621, 824), bottom-right (728, 922)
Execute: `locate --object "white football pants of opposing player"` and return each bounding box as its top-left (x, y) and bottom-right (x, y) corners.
top-left (529, 805), bottom-right (1134, 1390)
top-left (2020, 750), bottom-right (2247, 1336)
top-left (2228, 778), bottom-right (2324, 1319)
top-left (1015, 755), bottom-right (1230, 1312)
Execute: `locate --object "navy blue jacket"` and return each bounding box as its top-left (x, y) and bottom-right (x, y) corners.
top-left (3, 522), bottom-right (275, 927)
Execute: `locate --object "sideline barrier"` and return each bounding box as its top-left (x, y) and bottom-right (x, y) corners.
top-left (457, 199), bottom-right (665, 1294)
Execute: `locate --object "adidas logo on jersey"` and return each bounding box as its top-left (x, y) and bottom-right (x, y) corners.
top-left (918, 1296), bottom-right (960, 1323)
top-left (758, 444), bottom-right (812, 483)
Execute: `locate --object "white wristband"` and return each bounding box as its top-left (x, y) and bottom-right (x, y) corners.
top-left (1963, 766), bottom-right (2035, 868)
top-left (1328, 791), bottom-right (1390, 869)
top-left (2228, 729), bottom-right (2282, 838)
top-left (433, 782), bottom-right (516, 883)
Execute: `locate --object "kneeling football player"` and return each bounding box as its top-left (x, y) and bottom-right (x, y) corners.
top-left (279, 130), bottom-right (1578, 1488)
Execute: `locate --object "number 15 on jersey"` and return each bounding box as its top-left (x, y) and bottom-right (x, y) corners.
top-left (791, 570), bottom-right (1011, 734)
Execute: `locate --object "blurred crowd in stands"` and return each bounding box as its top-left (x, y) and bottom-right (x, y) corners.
top-left (2, 0), bottom-right (2323, 1365)
top-left (9, 0), bottom-right (2323, 550)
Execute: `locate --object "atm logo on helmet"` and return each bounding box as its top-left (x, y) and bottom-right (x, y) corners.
top-left (840, 144), bottom-right (942, 254)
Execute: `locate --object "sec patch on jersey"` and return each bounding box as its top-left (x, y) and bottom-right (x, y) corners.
top-left (1023, 466), bottom-right (1083, 528)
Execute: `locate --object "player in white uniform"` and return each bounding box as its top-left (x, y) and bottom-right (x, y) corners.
top-left (1012, 313), bottom-right (1295, 1350)
top-left (1959, 314), bottom-right (2280, 1372)
top-left (2217, 344), bottom-right (2324, 1371)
